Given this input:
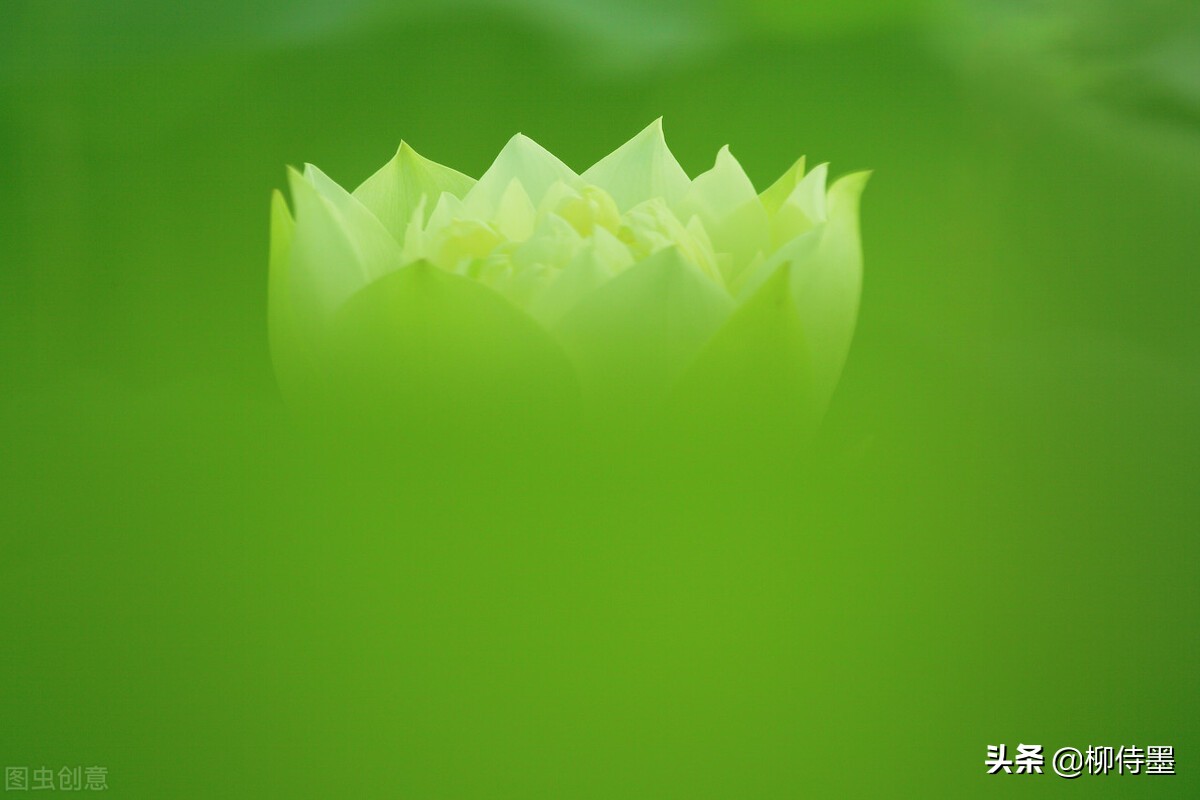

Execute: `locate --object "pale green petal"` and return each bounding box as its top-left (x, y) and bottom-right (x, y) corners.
top-left (733, 225), bottom-right (821, 300)
top-left (791, 162), bottom-right (829, 223)
top-left (788, 170), bottom-right (869, 412)
top-left (544, 183), bottom-right (623, 237)
top-left (536, 180), bottom-right (582, 219)
top-left (303, 162), bottom-right (405, 251)
top-left (670, 261), bottom-right (819, 438)
top-left (770, 162), bottom-right (828, 248)
top-left (675, 172), bottom-right (868, 430)
top-left (352, 141), bottom-right (476, 245)
top-left (683, 145), bottom-right (758, 221)
top-left (735, 163), bottom-right (831, 294)
top-left (473, 213), bottom-right (584, 308)
top-left (581, 118), bottom-right (691, 212)
top-left (287, 166), bottom-right (405, 322)
top-left (420, 191), bottom-right (507, 271)
top-left (758, 156), bottom-right (807, 216)
top-left (587, 224), bottom-right (636, 275)
top-left (465, 133), bottom-right (580, 218)
top-left (685, 214), bottom-right (715, 253)
top-left (428, 220), bottom-right (503, 273)
top-left (325, 260), bottom-right (579, 423)
top-left (512, 212), bottom-right (583, 273)
top-left (425, 190), bottom-right (467, 232)
top-left (623, 198), bottom-right (724, 287)
top-left (679, 145), bottom-right (770, 283)
top-left (552, 246), bottom-right (734, 409)
top-left (398, 195), bottom-right (429, 264)
top-left (724, 170), bottom-right (867, 416)
top-left (491, 178), bottom-right (536, 241)
top-left (527, 225), bottom-right (630, 327)
top-left (464, 252), bottom-right (552, 312)
top-left (301, 162), bottom-right (351, 206)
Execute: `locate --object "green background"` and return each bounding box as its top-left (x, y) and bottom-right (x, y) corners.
top-left (2, 1), bottom-right (1197, 796)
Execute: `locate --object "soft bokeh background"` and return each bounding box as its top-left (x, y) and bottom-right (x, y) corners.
top-left (2, 1), bottom-right (1198, 796)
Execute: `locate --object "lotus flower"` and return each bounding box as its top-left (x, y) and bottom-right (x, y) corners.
top-left (269, 120), bottom-right (867, 438)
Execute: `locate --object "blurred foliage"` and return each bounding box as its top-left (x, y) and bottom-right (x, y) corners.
top-left (0, 0), bottom-right (725, 73)
top-left (1, 0), bottom-right (940, 76)
top-left (736, 0), bottom-right (933, 37)
top-left (938, 0), bottom-right (1200, 170)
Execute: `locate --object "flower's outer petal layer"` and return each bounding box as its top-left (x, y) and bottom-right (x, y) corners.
top-left (720, 170), bottom-right (867, 415)
top-left (683, 146), bottom-right (759, 222)
top-left (733, 163), bottom-right (836, 299)
top-left (352, 142), bottom-right (475, 246)
top-left (465, 134), bottom-right (580, 219)
top-left (732, 226), bottom-right (821, 301)
top-left (787, 170), bottom-right (870, 414)
top-left (270, 130), bottom-right (868, 435)
top-left (759, 155), bottom-right (807, 216)
top-left (770, 162), bottom-right (828, 248)
top-left (287, 166), bottom-right (405, 322)
top-left (680, 146), bottom-right (771, 284)
top-left (552, 246), bottom-right (734, 411)
top-left (581, 118), bottom-right (691, 212)
top-left (324, 260), bottom-right (580, 429)
top-left (670, 261), bottom-right (818, 440)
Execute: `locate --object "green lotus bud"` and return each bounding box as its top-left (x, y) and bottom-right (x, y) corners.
top-left (269, 120), bottom-right (868, 441)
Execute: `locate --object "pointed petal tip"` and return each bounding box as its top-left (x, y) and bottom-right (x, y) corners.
top-left (833, 169), bottom-right (872, 193)
top-left (300, 162), bottom-right (340, 189)
top-left (499, 131), bottom-right (556, 157)
top-left (396, 140), bottom-right (433, 168)
top-left (635, 117), bottom-right (666, 141)
top-left (828, 170), bottom-right (872, 214)
top-left (784, 155), bottom-right (807, 178)
top-left (284, 164), bottom-right (308, 194)
top-left (806, 162), bottom-right (831, 187)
